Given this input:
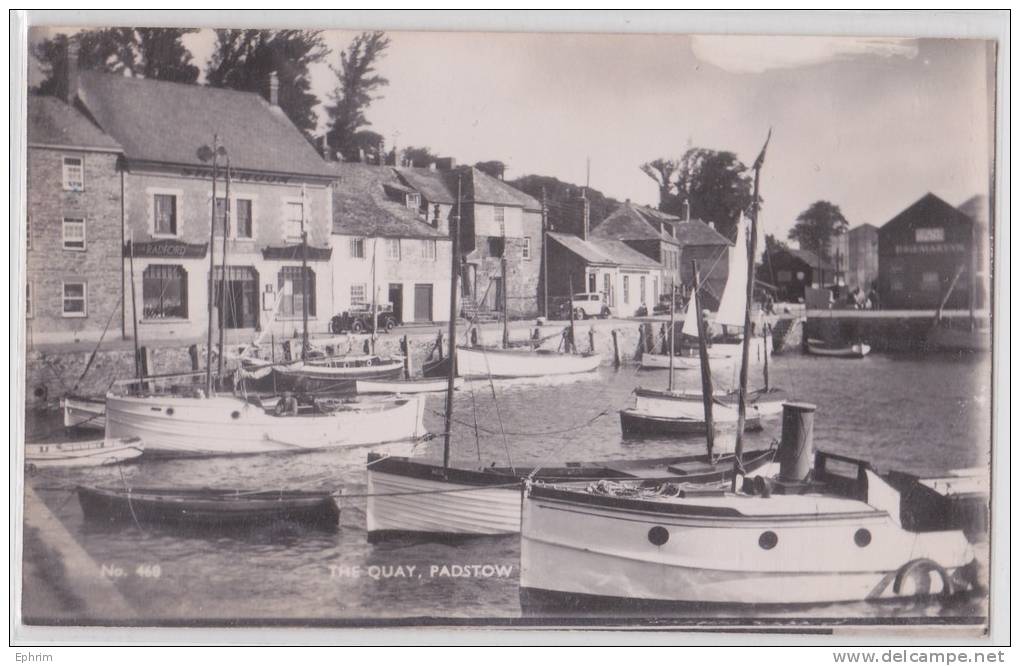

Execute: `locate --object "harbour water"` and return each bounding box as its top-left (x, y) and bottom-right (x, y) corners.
top-left (24, 351), bottom-right (991, 623)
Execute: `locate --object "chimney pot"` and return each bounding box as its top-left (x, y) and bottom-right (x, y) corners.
top-left (63, 41), bottom-right (80, 105)
top-left (268, 71), bottom-right (280, 106)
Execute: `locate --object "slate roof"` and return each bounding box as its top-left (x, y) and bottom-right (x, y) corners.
top-left (673, 218), bottom-right (732, 246)
top-left (882, 193), bottom-right (973, 234)
top-left (332, 162), bottom-right (448, 240)
top-left (396, 166), bottom-right (541, 211)
top-left (27, 94), bottom-right (121, 152)
top-left (548, 232), bottom-right (661, 270)
top-left (76, 71), bottom-right (334, 179)
top-left (591, 201), bottom-right (681, 245)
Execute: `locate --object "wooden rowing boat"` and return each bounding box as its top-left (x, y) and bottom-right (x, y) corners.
top-left (77, 485), bottom-right (341, 530)
top-left (61, 395), bottom-right (107, 431)
top-left (806, 339), bottom-right (871, 358)
top-left (25, 437), bottom-right (143, 468)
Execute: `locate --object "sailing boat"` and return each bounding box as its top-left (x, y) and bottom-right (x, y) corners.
top-left (925, 251), bottom-right (991, 352)
top-left (422, 262), bottom-right (601, 379)
top-left (622, 218), bottom-right (784, 438)
top-left (519, 132), bottom-right (980, 608)
top-left (104, 142), bottom-right (426, 458)
top-left (365, 178), bottom-right (774, 538)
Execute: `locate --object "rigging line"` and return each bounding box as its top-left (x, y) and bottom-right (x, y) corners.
top-left (478, 347), bottom-right (515, 473)
top-left (72, 301), bottom-right (122, 393)
top-left (466, 367), bottom-right (483, 463)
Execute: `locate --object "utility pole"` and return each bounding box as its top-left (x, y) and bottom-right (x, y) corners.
top-left (541, 186), bottom-right (548, 320)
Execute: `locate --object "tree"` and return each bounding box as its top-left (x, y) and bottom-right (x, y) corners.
top-left (510, 174), bottom-right (622, 235)
top-left (639, 158), bottom-right (681, 212)
top-left (401, 145), bottom-right (440, 168)
top-left (641, 148), bottom-right (754, 240)
top-left (675, 148), bottom-right (754, 241)
top-left (474, 160), bottom-right (507, 180)
top-left (788, 200), bottom-right (849, 263)
top-left (206, 29), bottom-right (329, 137)
top-left (32, 28), bottom-right (199, 95)
top-left (757, 233), bottom-right (792, 284)
top-left (325, 31), bottom-right (391, 161)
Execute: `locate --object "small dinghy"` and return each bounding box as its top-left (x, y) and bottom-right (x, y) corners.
top-left (77, 486), bottom-right (341, 530)
top-left (61, 395), bottom-right (107, 431)
top-left (806, 338), bottom-right (871, 358)
top-left (356, 376), bottom-right (464, 395)
top-left (25, 437), bottom-right (143, 469)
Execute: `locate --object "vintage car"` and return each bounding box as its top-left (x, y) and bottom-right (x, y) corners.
top-left (556, 293), bottom-right (612, 320)
top-left (329, 303), bottom-right (399, 334)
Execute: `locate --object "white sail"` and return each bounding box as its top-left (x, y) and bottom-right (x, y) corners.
top-left (715, 214), bottom-right (749, 328)
top-left (680, 292), bottom-right (701, 336)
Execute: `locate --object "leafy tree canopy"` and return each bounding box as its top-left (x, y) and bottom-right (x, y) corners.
top-left (509, 174), bottom-right (622, 234)
top-left (474, 160), bottom-right (507, 180)
top-left (32, 28), bottom-right (199, 95)
top-left (788, 200), bottom-right (849, 262)
top-left (401, 145), bottom-right (440, 168)
top-left (325, 31), bottom-right (391, 161)
top-left (206, 29), bottom-right (329, 137)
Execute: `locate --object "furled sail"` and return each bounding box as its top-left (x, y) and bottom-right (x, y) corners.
top-left (715, 214), bottom-right (749, 328)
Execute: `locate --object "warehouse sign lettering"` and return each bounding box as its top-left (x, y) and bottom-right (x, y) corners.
top-left (894, 242), bottom-right (966, 255)
top-left (124, 240), bottom-right (208, 258)
top-left (179, 167), bottom-right (292, 184)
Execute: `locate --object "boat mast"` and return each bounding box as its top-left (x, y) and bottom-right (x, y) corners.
top-left (371, 237), bottom-right (378, 354)
top-left (541, 187), bottom-right (548, 320)
top-left (204, 134), bottom-right (219, 396)
top-left (692, 262), bottom-right (715, 458)
top-left (501, 255), bottom-right (510, 348)
top-left (567, 273), bottom-right (576, 353)
top-left (969, 216), bottom-right (977, 330)
top-left (217, 156), bottom-right (231, 378)
top-left (300, 184), bottom-right (310, 361)
top-left (667, 280), bottom-right (675, 390)
top-left (732, 130), bottom-right (771, 491)
top-left (128, 233), bottom-right (141, 385)
top-left (443, 175), bottom-right (462, 473)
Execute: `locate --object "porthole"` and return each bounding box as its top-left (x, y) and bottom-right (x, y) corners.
top-left (647, 526), bottom-right (670, 546)
top-left (166, 407), bottom-right (175, 416)
top-left (854, 528), bottom-right (872, 548)
top-left (758, 530), bottom-right (778, 550)
top-left (231, 410), bottom-right (241, 420)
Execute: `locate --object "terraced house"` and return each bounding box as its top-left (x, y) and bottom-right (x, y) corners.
top-left (67, 63), bottom-right (337, 343)
top-left (329, 162), bottom-right (452, 325)
top-left (25, 92), bottom-right (123, 345)
top-left (396, 163), bottom-right (544, 319)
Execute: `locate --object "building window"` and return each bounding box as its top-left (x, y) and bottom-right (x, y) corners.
top-left (285, 201), bottom-right (304, 243)
top-left (213, 197), bottom-right (229, 237)
top-left (623, 276), bottom-right (630, 304)
top-left (421, 239), bottom-right (437, 260)
top-left (653, 277), bottom-right (659, 303)
top-left (26, 283), bottom-right (33, 318)
top-left (62, 218), bottom-right (86, 250)
top-left (386, 238), bottom-right (401, 260)
top-left (603, 273), bottom-right (612, 306)
top-left (640, 276), bottom-right (647, 304)
top-left (920, 271), bottom-right (941, 291)
top-left (349, 237), bottom-right (365, 259)
top-left (523, 236), bottom-right (532, 260)
top-left (588, 273), bottom-right (597, 293)
top-left (143, 265), bottom-right (188, 319)
top-left (62, 281), bottom-right (87, 317)
top-left (62, 156), bottom-right (84, 191)
top-left (235, 199), bottom-right (254, 239)
top-left (278, 266), bottom-right (316, 317)
top-left (494, 206), bottom-right (505, 235)
top-left (406, 193), bottom-right (421, 209)
top-left (153, 193), bottom-right (178, 236)
top-left (350, 283), bottom-right (367, 306)
top-left (487, 237), bottom-right (504, 257)
top-left (915, 227), bottom-right (945, 243)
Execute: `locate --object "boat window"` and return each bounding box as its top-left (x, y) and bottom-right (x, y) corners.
top-left (854, 528), bottom-right (872, 547)
top-left (647, 526), bottom-right (669, 546)
top-left (758, 531), bottom-right (778, 550)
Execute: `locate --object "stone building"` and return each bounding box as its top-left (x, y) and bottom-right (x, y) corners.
top-left (25, 93), bottom-right (123, 345)
top-left (69, 67), bottom-right (337, 343)
top-left (330, 162), bottom-right (452, 325)
top-left (396, 164), bottom-right (543, 319)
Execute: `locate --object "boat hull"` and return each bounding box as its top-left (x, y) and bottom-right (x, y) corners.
top-left (25, 437), bottom-right (143, 468)
top-left (77, 486), bottom-right (340, 530)
top-left (104, 393), bottom-right (426, 458)
top-left (61, 395), bottom-right (107, 431)
top-left (452, 346), bottom-right (602, 378)
top-left (271, 358), bottom-right (405, 395)
top-left (356, 377), bottom-right (464, 395)
top-left (365, 450), bottom-right (775, 537)
top-left (640, 353), bottom-right (731, 370)
top-left (620, 408), bottom-right (762, 436)
top-left (806, 340), bottom-right (871, 358)
top-left (520, 484), bottom-right (976, 606)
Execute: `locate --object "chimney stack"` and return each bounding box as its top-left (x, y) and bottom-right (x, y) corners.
top-left (268, 72), bottom-right (279, 106)
top-left (682, 198), bottom-right (691, 223)
top-left (63, 41), bottom-right (80, 105)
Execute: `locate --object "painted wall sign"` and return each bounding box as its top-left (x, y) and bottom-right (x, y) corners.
top-left (124, 240), bottom-right (208, 258)
top-left (893, 242), bottom-right (966, 255)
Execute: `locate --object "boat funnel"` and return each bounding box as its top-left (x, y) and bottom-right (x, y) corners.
top-left (778, 402), bottom-right (816, 482)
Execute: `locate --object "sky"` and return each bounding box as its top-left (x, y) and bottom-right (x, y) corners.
top-left (29, 28), bottom-right (994, 242)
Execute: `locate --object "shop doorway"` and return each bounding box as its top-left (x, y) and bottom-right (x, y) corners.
top-left (414, 283), bottom-right (434, 322)
top-left (388, 283), bottom-right (403, 323)
top-left (213, 266), bottom-right (259, 330)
